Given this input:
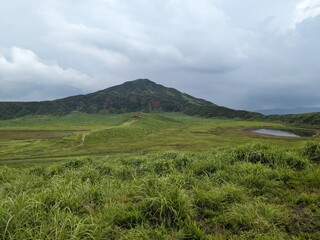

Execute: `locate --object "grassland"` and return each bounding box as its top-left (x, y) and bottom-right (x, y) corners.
top-left (0, 112), bottom-right (319, 239)
top-left (0, 112), bottom-right (317, 164)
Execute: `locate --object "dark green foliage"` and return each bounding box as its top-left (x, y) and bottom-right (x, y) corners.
top-left (303, 142), bottom-right (320, 163)
top-left (111, 207), bottom-right (143, 229)
top-left (29, 166), bottom-right (46, 176)
top-left (63, 159), bottom-right (87, 169)
top-left (96, 165), bottom-right (113, 176)
top-left (193, 161), bottom-right (218, 176)
top-left (153, 160), bottom-right (175, 175)
top-left (232, 143), bottom-right (275, 165)
top-left (184, 104), bottom-right (261, 120)
top-left (268, 112), bottom-right (320, 126)
top-left (283, 152), bottom-right (309, 170)
top-left (0, 79), bottom-right (262, 120)
top-left (286, 204), bottom-right (320, 238)
top-left (231, 143), bottom-right (309, 170)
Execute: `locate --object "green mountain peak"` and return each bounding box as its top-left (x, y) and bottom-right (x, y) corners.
top-left (0, 79), bottom-right (261, 120)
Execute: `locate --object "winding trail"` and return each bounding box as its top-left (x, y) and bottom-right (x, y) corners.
top-left (0, 118), bottom-right (140, 164)
top-left (78, 119), bottom-right (137, 146)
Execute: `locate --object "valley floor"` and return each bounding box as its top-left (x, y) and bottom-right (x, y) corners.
top-left (0, 112), bottom-right (316, 164)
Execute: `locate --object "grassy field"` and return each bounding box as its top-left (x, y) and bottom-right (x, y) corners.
top-left (0, 112), bottom-right (319, 239)
top-left (0, 112), bottom-right (317, 164)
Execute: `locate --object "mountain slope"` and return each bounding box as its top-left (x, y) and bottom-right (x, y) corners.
top-left (0, 79), bottom-right (262, 120)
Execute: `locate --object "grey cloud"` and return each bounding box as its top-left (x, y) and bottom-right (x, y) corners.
top-left (249, 87), bottom-right (320, 109)
top-left (0, 81), bottom-right (83, 102)
top-left (0, 0), bottom-right (320, 111)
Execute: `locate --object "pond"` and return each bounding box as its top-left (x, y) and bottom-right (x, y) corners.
top-left (252, 129), bottom-right (301, 138)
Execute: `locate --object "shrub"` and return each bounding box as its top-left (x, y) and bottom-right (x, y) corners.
top-left (220, 200), bottom-right (289, 237)
top-left (295, 193), bottom-right (318, 206)
top-left (231, 143), bottom-right (308, 170)
top-left (115, 166), bottom-right (136, 180)
top-left (0, 166), bottom-right (19, 182)
top-left (193, 161), bottom-right (217, 176)
top-left (78, 166), bottom-right (101, 184)
top-left (231, 143), bottom-right (277, 167)
top-left (194, 183), bottom-right (247, 215)
top-left (283, 152), bottom-right (309, 170)
top-left (146, 153), bottom-right (195, 176)
top-left (29, 166), bottom-right (47, 176)
top-left (63, 159), bottom-right (87, 170)
top-left (229, 162), bottom-right (285, 197)
top-left (140, 178), bottom-right (193, 227)
top-left (111, 207), bottom-right (143, 229)
top-left (173, 155), bottom-right (193, 170)
top-left (153, 160), bottom-right (174, 176)
top-left (302, 142), bottom-right (320, 163)
top-left (96, 165), bottom-right (113, 176)
top-left (39, 176), bottom-right (104, 215)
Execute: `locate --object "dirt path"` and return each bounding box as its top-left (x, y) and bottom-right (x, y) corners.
top-left (78, 119), bottom-right (137, 146)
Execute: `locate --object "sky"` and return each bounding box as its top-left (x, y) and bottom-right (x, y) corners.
top-left (0, 0), bottom-right (320, 110)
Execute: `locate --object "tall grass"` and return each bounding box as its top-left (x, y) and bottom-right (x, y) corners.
top-left (0, 143), bottom-right (320, 239)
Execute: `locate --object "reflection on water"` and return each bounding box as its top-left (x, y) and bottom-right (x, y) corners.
top-left (252, 129), bottom-right (300, 138)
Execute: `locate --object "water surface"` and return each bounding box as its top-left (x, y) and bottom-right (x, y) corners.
top-left (252, 129), bottom-right (300, 138)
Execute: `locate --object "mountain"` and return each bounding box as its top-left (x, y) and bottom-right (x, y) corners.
top-left (256, 107), bottom-right (320, 115)
top-left (0, 79), bottom-right (262, 120)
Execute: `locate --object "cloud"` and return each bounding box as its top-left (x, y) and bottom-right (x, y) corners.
top-left (41, 0), bottom-right (243, 73)
top-left (0, 0), bottom-right (319, 110)
top-left (294, 0), bottom-right (320, 25)
top-left (0, 47), bottom-right (92, 100)
top-left (0, 47), bottom-right (91, 85)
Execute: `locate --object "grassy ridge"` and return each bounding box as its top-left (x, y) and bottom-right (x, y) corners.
top-left (1, 143), bottom-right (320, 239)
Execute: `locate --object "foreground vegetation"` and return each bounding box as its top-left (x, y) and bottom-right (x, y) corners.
top-left (0, 112), bottom-right (319, 239)
top-left (1, 142), bottom-right (320, 239)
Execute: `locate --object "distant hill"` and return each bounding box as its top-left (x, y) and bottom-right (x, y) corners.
top-left (258, 107), bottom-right (320, 126)
top-left (267, 112), bottom-right (320, 126)
top-left (257, 107), bottom-right (320, 115)
top-left (0, 79), bottom-right (261, 120)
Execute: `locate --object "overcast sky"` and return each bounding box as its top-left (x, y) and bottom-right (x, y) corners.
top-left (1, 0), bottom-right (320, 110)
